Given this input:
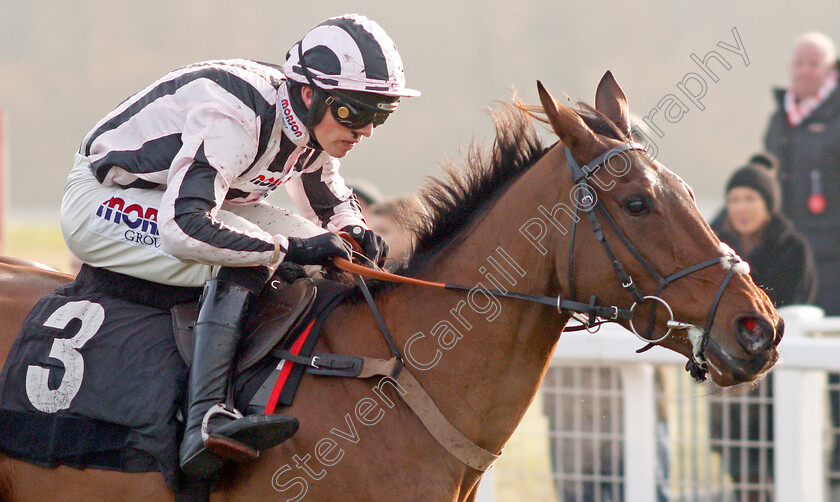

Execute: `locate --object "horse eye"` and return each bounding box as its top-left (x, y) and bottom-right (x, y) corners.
top-left (623, 196), bottom-right (650, 216)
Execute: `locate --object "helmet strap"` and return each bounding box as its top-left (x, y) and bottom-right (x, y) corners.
top-left (294, 42), bottom-right (333, 150)
top-left (303, 88), bottom-right (327, 150)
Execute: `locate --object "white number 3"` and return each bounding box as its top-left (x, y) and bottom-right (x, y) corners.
top-left (25, 300), bottom-right (105, 413)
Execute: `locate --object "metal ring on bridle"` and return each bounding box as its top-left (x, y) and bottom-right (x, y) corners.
top-left (628, 295), bottom-right (676, 344)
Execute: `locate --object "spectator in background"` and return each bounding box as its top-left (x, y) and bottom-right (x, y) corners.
top-left (764, 31), bottom-right (840, 314)
top-left (709, 155), bottom-right (816, 500)
top-left (344, 178), bottom-right (384, 220)
top-left (765, 31), bottom-right (840, 500)
top-left (366, 195), bottom-right (421, 269)
top-left (711, 154), bottom-right (817, 307)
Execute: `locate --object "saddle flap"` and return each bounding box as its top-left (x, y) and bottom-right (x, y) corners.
top-left (235, 278), bottom-right (317, 373)
top-left (170, 278), bottom-right (317, 373)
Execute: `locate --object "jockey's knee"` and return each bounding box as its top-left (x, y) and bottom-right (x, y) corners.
top-left (216, 266), bottom-right (271, 295)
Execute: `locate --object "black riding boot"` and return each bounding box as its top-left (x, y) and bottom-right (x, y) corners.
top-left (179, 279), bottom-right (299, 478)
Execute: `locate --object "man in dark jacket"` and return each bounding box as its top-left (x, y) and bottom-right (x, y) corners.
top-left (764, 31), bottom-right (840, 314)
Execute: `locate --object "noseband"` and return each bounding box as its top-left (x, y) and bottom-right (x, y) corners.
top-left (563, 144), bottom-right (744, 382)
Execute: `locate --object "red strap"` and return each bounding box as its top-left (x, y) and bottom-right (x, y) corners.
top-left (264, 320), bottom-right (316, 414)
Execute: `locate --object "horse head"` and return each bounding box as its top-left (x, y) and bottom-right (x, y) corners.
top-left (536, 72), bottom-right (781, 387)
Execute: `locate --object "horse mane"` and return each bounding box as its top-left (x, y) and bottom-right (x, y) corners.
top-left (395, 98), bottom-right (625, 275)
top-left (343, 97), bottom-right (624, 298)
top-left (398, 99), bottom-right (546, 274)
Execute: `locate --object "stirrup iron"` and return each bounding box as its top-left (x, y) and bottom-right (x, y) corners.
top-left (201, 403), bottom-right (244, 443)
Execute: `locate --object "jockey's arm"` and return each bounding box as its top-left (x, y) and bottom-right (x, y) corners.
top-left (285, 156), bottom-right (368, 233)
top-left (157, 104), bottom-right (287, 268)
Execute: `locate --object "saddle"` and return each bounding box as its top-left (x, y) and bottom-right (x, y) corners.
top-left (170, 276), bottom-right (360, 416)
top-left (170, 278), bottom-right (317, 374)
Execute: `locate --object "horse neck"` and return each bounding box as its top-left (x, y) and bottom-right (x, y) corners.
top-left (380, 146), bottom-right (571, 453)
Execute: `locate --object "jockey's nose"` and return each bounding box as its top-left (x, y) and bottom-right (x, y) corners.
top-left (356, 122), bottom-right (374, 137)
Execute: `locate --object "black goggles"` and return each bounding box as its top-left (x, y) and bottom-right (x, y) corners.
top-left (325, 95), bottom-right (390, 129)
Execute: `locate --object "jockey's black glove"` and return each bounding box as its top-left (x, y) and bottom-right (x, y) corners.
top-left (284, 233), bottom-right (351, 266)
top-left (341, 225), bottom-right (390, 267)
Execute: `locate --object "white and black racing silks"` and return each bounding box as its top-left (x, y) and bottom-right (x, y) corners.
top-left (79, 59), bottom-right (366, 268)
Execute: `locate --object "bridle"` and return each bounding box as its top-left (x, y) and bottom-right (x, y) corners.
top-left (318, 139), bottom-right (750, 475)
top-left (335, 141), bottom-right (746, 383)
top-left (563, 142), bottom-right (744, 381)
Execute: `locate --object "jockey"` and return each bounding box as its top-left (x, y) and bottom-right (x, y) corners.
top-left (59, 14), bottom-right (419, 478)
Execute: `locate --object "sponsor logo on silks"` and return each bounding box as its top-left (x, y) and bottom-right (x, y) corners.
top-left (86, 196), bottom-right (174, 258)
top-left (280, 98), bottom-right (303, 138)
top-left (249, 173), bottom-right (286, 190)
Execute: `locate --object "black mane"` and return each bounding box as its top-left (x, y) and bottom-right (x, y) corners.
top-left (389, 99), bottom-right (626, 277)
top-left (399, 101), bottom-right (546, 274)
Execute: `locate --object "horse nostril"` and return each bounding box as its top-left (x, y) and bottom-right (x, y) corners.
top-left (735, 315), bottom-right (775, 354)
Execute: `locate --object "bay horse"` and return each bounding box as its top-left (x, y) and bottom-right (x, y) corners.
top-left (0, 72), bottom-right (781, 501)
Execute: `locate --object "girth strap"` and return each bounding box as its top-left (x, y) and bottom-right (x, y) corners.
top-left (275, 350), bottom-right (500, 471)
top-left (393, 365), bottom-right (500, 471)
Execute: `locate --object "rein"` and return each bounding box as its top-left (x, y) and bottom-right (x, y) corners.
top-left (324, 140), bottom-right (744, 471)
top-left (337, 141), bottom-right (745, 382)
top-left (333, 258), bottom-right (632, 326)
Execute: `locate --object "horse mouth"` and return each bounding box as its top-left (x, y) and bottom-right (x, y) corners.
top-left (704, 338), bottom-right (780, 386)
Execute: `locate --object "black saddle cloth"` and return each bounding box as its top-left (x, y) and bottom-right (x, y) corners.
top-left (0, 266), bottom-right (351, 492)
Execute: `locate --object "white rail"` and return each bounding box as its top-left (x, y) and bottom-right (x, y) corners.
top-left (476, 305), bottom-right (840, 502)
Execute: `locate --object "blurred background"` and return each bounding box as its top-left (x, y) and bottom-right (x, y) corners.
top-left (1, 0), bottom-right (839, 271)
top-left (2, 4), bottom-right (839, 501)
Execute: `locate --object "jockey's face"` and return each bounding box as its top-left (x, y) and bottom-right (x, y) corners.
top-left (301, 86), bottom-right (373, 158)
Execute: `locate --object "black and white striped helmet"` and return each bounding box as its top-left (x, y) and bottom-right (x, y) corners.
top-left (282, 14), bottom-right (420, 98)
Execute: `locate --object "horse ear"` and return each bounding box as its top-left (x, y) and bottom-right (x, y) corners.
top-left (594, 71), bottom-right (631, 137)
top-left (537, 80), bottom-right (599, 153)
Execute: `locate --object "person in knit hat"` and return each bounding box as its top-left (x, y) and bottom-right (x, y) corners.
top-left (726, 165), bottom-right (779, 213)
top-left (709, 153), bottom-right (817, 498)
top-left (711, 154), bottom-right (816, 307)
